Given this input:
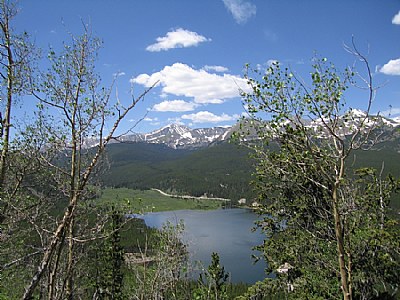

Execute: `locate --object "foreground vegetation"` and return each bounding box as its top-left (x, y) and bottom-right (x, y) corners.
top-left (0, 1), bottom-right (399, 299)
top-left (236, 55), bottom-right (400, 299)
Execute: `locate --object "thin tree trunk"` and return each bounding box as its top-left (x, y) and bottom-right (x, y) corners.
top-left (332, 182), bottom-right (351, 300)
top-left (48, 230), bottom-right (66, 300)
top-left (379, 162), bottom-right (385, 230)
top-left (347, 251), bottom-right (353, 300)
top-left (23, 198), bottom-right (77, 300)
top-left (0, 15), bottom-right (13, 188)
top-left (65, 215), bottom-right (75, 299)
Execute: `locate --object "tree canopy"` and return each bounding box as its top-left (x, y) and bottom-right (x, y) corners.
top-left (237, 52), bottom-right (400, 299)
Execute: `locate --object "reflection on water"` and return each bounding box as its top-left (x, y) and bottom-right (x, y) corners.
top-left (135, 208), bottom-right (266, 283)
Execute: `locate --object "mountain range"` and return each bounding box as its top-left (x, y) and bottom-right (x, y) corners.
top-left (106, 110), bottom-right (400, 149)
top-left (115, 123), bottom-right (232, 149)
top-left (99, 109), bottom-right (400, 206)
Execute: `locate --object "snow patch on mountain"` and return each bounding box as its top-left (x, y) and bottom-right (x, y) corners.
top-left (392, 116), bottom-right (400, 124)
top-left (115, 124), bottom-right (232, 149)
top-left (82, 112), bottom-right (400, 149)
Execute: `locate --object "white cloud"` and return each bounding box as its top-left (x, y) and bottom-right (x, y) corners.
top-left (379, 58), bottom-right (400, 75)
top-left (392, 11), bottom-right (400, 25)
top-left (152, 100), bottom-right (197, 112)
top-left (181, 111), bottom-right (239, 123)
top-left (144, 117), bottom-right (158, 122)
top-left (131, 63), bottom-right (250, 104)
top-left (167, 117), bottom-right (185, 125)
top-left (113, 71), bottom-right (126, 77)
top-left (146, 28), bottom-right (211, 52)
top-left (381, 107), bottom-right (400, 117)
top-left (203, 65), bottom-right (229, 72)
top-left (143, 117), bottom-right (160, 126)
top-left (133, 73), bottom-right (153, 85)
top-left (222, 0), bottom-right (256, 24)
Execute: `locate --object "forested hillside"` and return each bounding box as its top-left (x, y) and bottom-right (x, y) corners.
top-left (101, 142), bottom-right (257, 201)
top-left (100, 138), bottom-right (400, 208)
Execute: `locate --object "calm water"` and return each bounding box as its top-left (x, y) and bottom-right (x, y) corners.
top-left (137, 208), bottom-right (266, 283)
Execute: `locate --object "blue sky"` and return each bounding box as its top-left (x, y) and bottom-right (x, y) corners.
top-left (13, 0), bottom-right (400, 133)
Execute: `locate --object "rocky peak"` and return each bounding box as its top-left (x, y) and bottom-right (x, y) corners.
top-left (83, 112), bottom-right (400, 149)
top-left (118, 124), bottom-right (232, 149)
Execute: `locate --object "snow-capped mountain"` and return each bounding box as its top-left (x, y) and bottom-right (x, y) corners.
top-left (83, 111), bottom-right (400, 149)
top-left (117, 124), bottom-right (232, 149)
top-left (306, 109), bottom-right (400, 137)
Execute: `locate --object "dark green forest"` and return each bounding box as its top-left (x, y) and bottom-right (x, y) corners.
top-left (100, 142), bottom-right (257, 201)
top-left (100, 139), bottom-right (400, 209)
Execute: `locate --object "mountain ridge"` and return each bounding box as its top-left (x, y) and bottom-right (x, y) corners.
top-left (117, 123), bottom-right (233, 149)
top-left (85, 111), bottom-right (400, 149)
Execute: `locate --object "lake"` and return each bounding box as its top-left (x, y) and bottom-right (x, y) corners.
top-left (136, 208), bottom-right (266, 283)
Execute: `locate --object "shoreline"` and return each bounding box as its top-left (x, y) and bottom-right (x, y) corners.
top-left (150, 188), bottom-right (231, 202)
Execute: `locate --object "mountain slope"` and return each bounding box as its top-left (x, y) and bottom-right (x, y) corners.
top-left (97, 112), bottom-right (400, 206)
top-left (100, 136), bottom-right (400, 206)
top-left (101, 142), bottom-right (256, 201)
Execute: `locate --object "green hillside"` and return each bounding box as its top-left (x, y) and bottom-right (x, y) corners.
top-left (100, 140), bottom-right (400, 207)
top-left (351, 140), bottom-right (400, 178)
top-left (101, 142), bottom-right (256, 201)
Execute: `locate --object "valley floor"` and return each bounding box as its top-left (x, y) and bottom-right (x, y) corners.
top-left (151, 188), bottom-right (231, 202)
top-left (96, 187), bottom-right (225, 212)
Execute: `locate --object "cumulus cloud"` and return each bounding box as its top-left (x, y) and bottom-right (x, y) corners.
top-left (392, 11), bottom-right (400, 25)
top-left (203, 65), bottom-right (229, 72)
top-left (379, 58), bottom-right (400, 75)
top-left (131, 63), bottom-right (250, 104)
top-left (181, 111), bottom-right (239, 123)
top-left (222, 0), bottom-right (256, 24)
top-left (146, 28), bottom-right (211, 52)
top-left (152, 100), bottom-right (197, 112)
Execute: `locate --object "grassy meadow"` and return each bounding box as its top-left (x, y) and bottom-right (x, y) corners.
top-left (96, 187), bottom-right (224, 213)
